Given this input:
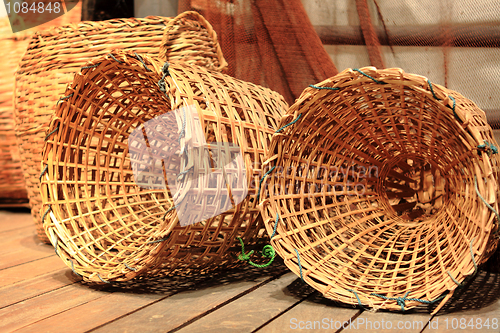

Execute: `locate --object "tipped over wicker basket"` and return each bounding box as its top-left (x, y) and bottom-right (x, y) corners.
top-left (15, 11), bottom-right (226, 242)
top-left (0, 3), bottom-right (81, 206)
top-left (258, 67), bottom-right (500, 313)
top-left (39, 51), bottom-right (287, 283)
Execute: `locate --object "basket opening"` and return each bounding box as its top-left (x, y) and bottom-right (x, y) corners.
top-left (379, 154), bottom-right (447, 223)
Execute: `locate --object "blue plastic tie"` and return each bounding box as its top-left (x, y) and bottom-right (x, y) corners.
top-left (353, 68), bottom-right (387, 84)
top-left (271, 212), bottom-right (279, 239)
top-left (275, 114), bottom-right (302, 134)
top-left (474, 176), bottom-right (500, 227)
top-left (256, 166), bottom-right (276, 202)
top-left (348, 289), bottom-right (363, 307)
top-left (427, 79), bottom-right (440, 100)
top-left (294, 249), bottom-right (304, 282)
top-left (309, 84), bottom-right (339, 91)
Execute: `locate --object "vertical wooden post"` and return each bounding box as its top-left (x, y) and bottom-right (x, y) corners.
top-left (81, 0), bottom-right (96, 20)
top-left (135, 0), bottom-right (178, 18)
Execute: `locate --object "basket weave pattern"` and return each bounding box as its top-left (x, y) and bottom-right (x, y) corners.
top-left (15, 12), bottom-right (225, 242)
top-left (0, 4), bottom-right (81, 206)
top-left (159, 11), bottom-right (227, 71)
top-left (40, 51), bottom-right (287, 282)
top-left (259, 67), bottom-right (500, 312)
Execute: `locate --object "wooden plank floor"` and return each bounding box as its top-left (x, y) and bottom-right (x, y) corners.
top-left (1, 210), bottom-right (500, 332)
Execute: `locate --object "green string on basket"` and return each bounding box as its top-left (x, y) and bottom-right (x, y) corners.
top-left (348, 289), bottom-right (364, 308)
top-left (236, 237), bottom-right (275, 268)
top-left (370, 291), bottom-right (447, 312)
top-left (353, 68), bottom-right (387, 84)
top-left (474, 176), bottom-right (500, 235)
top-left (309, 84), bottom-right (339, 91)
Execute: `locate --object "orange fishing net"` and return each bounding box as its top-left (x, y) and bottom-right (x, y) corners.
top-left (178, 0), bottom-right (498, 129)
top-left (177, 0), bottom-right (338, 104)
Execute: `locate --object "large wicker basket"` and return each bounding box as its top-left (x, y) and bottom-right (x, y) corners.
top-left (258, 67), bottom-right (500, 313)
top-left (15, 11), bottom-right (226, 242)
top-left (39, 51), bottom-right (287, 283)
top-left (0, 3), bottom-right (81, 206)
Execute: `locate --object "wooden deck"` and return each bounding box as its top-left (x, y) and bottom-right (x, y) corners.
top-left (1, 209), bottom-right (500, 333)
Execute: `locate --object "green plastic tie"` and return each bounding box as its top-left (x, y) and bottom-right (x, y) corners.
top-left (236, 237), bottom-right (275, 268)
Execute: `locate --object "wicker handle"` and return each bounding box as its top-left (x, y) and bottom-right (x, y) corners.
top-left (159, 11), bottom-right (228, 72)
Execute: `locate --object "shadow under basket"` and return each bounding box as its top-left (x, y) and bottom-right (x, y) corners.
top-left (39, 51), bottom-right (287, 283)
top-left (258, 67), bottom-right (500, 314)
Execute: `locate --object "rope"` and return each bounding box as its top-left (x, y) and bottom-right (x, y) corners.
top-left (448, 95), bottom-right (459, 120)
top-left (446, 237), bottom-right (478, 287)
top-left (108, 53), bottom-right (124, 64)
top-left (256, 166), bottom-right (275, 202)
top-left (294, 248), bottom-right (304, 282)
top-left (69, 259), bottom-right (82, 277)
top-left (426, 79), bottom-right (460, 122)
top-left (178, 105), bottom-right (187, 144)
top-left (271, 212), bottom-right (279, 239)
top-left (54, 235), bottom-right (59, 257)
top-left (177, 166), bottom-right (193, 180)
top-left (97, 273), bottom-right (110, 284)
top-left (309, 84), bottom-right (339, 91)
top-left (370, 291), bottom-right (446, 311)
top-left (478, 141), bottom-right (499, 155)
top-left (275, 114), bottom-right (302, 134)
top-left (162, 203), bottom-right (179, 221)
top-left (158, 61), bottom-right (171, 92)
top-left (53, 228), bottom-right (82, 278)
top-left (427, 79), bottom-right (440, 100)
top-left (147, 235), bottom-right (170, 245)
top-left (44, 124), bottom-right (60, 141)
top-left (348, 289), bottom-right (363, 307)
top-left (134, 52), bottom-right (151, 72)
top-left (124, 262), bottom-right (137, 271)
top-left (81, 62), bottom-right (101, 70)
top-left (56, 93), bottom-right (73, 106)
top-left (39, 164), bottom-right (48, 182)
top-left (474, 176), bottom-right (500, 228)
top-left (355, 0), bottom-right (385, 69)
top-left (353, 68), bottom-right (386, 84)
top-left (236, 237), bottom-right (275, 268)
top-left (469, 237), bottom-right (478, 272)
top-left (446, 271), bottom-right (464, 287)
top-left (41, 205), bottom-right (51, 223)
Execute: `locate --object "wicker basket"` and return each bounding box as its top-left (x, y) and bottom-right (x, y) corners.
top-left (15, 11), bottom-right (226, 242)
top-left (0, 3), bottom-right (81, 206)
top-left (258, 67), bottom-right (500, 313)
top-left (39, 51), bottom-right (287, 283)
